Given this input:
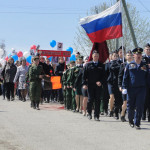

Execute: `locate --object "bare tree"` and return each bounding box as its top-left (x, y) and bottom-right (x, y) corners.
top-left (73, 1), bottom-right (150, 56)
top-left (0, 40), bottom-right (6, 58)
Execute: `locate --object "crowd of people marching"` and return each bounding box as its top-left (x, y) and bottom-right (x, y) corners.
top-left (0, 44), bottom-right (150, 129)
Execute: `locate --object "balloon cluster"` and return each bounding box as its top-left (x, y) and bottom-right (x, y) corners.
top-left (4, 45), bottom-right (37, 65)
top-left (2, 42), bottom-right (76, 67)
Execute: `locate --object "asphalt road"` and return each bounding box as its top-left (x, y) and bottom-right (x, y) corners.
top-left (0, 97), bottom-right (150, 150)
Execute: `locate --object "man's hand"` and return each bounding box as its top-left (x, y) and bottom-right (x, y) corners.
top-left (83, 85), bottom-right (88, 89)
top-left (96, 81), bottom-right (101, 87)
top-left (119, 87), bottom-right (122, 92)
top-left (64, 86), bottom-right (66, 90)
top-left (148, 64), bottom-right (150, 68)
top-left (39, 75), bottom-right (44, 79)
top-left (73, 88), bottom-right (76, 91)
top-left (70, 86), bottom-right (73, 88)
top-left (67, 86), bottom-right (70, 88)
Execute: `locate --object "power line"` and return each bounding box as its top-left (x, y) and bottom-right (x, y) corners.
top-left (0, 11), bottom-right (86, 15)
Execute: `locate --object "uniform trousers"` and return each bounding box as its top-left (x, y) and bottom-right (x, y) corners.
top-left (30, 82), bottom-right (42, 107)
top-left (143, 87), bottom-right (150, 120)
top-left (127, 87), bottom-right (146, 126)
top-left (87, 84), bottom-right (102, 118)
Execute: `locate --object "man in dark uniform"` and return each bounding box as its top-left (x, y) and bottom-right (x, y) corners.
top-left (118, 50), bottom-right (133, 122)
top-left (83, 50), bottom-right (105, 121)
top-left (122, 47), bottom-right (148, 129)
top-left (117, 46), bottom-right (126, 64)
top-left (142, 43), bottom-right (150, 122)
top-left (55, 57), bottom-right (66, 104)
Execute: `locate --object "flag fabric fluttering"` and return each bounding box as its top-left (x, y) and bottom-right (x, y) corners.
top-left (88, 42), bottom-right (109, 63)
top-left (80, 1), bottom-right (122, 43)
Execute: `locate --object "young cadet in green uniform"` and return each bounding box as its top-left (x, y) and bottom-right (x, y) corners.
top-left (70, 56), bottom-right (83, 113)
top-left (64, 61), bottom-right (76, 110)
top-left (26, 56), bottom-right (44, 110)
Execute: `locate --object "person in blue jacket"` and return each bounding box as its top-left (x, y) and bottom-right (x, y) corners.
top-left (122, 47), bottom-right (148, 129)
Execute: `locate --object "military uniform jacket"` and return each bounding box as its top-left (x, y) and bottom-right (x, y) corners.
top-left (142, 55), bottom-right (150, 87)
top-left (83, 61), bottom-right (105, 86)
top-left (70, 65), bottom-right (83, 88)
top-left (105, 60), bottom-right (120, 85)
top-left (118, 62), bottom-right (128, 88)
top-left (142, 55), bottom-right (150, 65)
top-left (62, 69), bottom-right (70, 86)
top-left (27, 64), bottom-right (44, 82)
top-left (122, 61), bottom-right (148, 89)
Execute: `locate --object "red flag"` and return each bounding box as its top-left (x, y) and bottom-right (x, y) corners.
top-left (88, 41), bottom-right (109, 63)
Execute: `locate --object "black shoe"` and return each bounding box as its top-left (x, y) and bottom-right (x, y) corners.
top-left (36, 107), bottom-right (40, 110)
top-left (11, 98), bottom-right (14, 101)
top-left (109, 111), bottom-right (114, 117)
top-left (135, 125), bottom-right (141, 130)
top-left (148, 117), bottom-right (150, 122)
top-left (72, 110), bottom-right (76, 113)
top-left (87, 114), bottom-right (92, 120)
top-left (129, 120), bottom-right (134, 128)
top-left (142, 117), bottom-right (146, 121)
top-left (100, 112), bottom-right (104, 115)
top-left (115, 114), bottom-right (119, 120)
top-left (33, 106), bottom-right (36, 109)
top-left (7, 98), bottom-right (10, 101)
top-left (121, 116), bottom-right (126, 122)
top-left (94, 117), bottom-right (100, 121)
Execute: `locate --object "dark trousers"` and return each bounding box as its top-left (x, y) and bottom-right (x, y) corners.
top-left (44, 90), bottom-right (51, 102)
top-left (87, 84), bottom-right (102, 118)
top-left (57, 89), bottom-right (64, 102)
top-left (5, 82), bottom-right (14, 100)
top-left (127, 87), bottom-right (146, 126)
top-left (143, 87), bottom-right (150, 119)
top-left (1, 83), bottom-right (6, 99)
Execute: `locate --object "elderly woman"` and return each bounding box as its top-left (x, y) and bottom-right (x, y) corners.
top-left (14, 57), bottom-right (28, 102)
top-left (2, 57), bottom-right (17, 101)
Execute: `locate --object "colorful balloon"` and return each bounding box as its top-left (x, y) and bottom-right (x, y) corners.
top-left (30, 45), bottom-right (37, 50)
top-left (66, 47), bottom-right (73, 54)
top-left (70, 54), bottom-right (76, 61)
top-left (23, 51), bottom-right (30, 58)
top-left (26, 56), bottom-right (32, 64)
top-left (17, 51), bottom-right (23, 57)
top-left (12, 55), bottom-right (18, 62)
top-left (50, 40), bottom-right (56, 48)
top-left (5, 56), bottom-right (8, 61)
top-left (48, 56), bottom-right (52, 61)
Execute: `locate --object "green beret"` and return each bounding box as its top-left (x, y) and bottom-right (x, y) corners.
top-left (76, 55), bottom-right (83, 60)
top-left (70, 61), bottom-right (75, 64)
top-left (33, 56), bottom-right (40, 60)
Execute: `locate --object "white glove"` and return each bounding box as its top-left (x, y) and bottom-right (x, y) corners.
top-left (122, 89), bottom-right (127, 95)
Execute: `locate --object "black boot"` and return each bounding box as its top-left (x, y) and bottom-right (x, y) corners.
top-left (121, 116), bottom-right (126, 122)
top-left (36, 102), bottom-right (40, 110)
top-left (109, 111), bottom-right (114, 117)
top-left (32, 102), bottom-right (36, 109)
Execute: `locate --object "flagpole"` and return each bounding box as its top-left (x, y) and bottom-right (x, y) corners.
top-left (120, 0), bottom-right (125, 63)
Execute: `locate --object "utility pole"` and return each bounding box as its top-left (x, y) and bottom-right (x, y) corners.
top-left (121, 0), bottom-right (138, 47)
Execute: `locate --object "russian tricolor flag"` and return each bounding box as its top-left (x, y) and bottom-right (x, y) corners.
top-left (80, 1), bottom-right (123, 43)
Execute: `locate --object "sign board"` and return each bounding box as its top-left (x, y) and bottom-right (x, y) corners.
top-left (57, 42), bottom-right (63, 51)
top-left (37, 50), bottom-right (71, 57)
